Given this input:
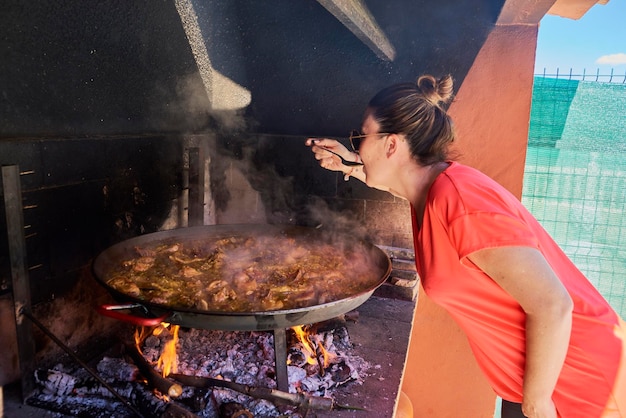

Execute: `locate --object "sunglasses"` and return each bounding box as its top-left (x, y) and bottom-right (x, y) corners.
top-left (349, 130), bottom-right (391, 152)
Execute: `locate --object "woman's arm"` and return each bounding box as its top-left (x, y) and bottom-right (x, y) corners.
top-left (305, 138), bottom-right (363, 179)
top-left (305, 138), bottom-right (401, 195)
top-left (467, 246), bottom-right (573, 418)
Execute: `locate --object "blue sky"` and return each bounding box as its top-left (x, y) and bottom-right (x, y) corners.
top-left (534, 0), bottom-right (626, 76)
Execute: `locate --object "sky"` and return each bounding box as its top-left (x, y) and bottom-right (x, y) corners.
top-left (534, 0), bottom-right (626, 78)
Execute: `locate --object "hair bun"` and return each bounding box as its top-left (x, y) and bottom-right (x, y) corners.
top-left (416, 74), bottom-right (454, 106)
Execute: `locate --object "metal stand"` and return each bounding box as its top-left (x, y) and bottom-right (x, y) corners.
top-left (273, 328), bottom-right (289, 392)
top-left (2, 165), bottom-right (36, 401)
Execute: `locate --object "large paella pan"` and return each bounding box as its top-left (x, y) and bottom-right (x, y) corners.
top-left (93, 224), bottom-right (391, 331)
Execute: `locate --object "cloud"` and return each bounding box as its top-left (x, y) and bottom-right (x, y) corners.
top-left (595, 53), bottom-right (626, 65)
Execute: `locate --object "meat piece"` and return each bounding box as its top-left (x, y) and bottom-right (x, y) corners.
top-left (132, 257), bottom-right (155, 272)
top-left (206, 280), bottom-right (228, 291)
top-left (233, 271), bottom-right (258, 294)
top-left (196, 299), bottom-right (209, 310)
top-left (170, 253), bottom-right (202, 265)
top-left (134, 246), bottom-right (157, 257)
top-left (291, 288), bottom-right (318, 304)
top-left (212, 286), bottom-right (236, 303)
top-left (182, 266), bottom-right (202, 278)
top-left (107, 276), bottom-right (141, 297)
top-left (261, 298), bottom-right (284, 310)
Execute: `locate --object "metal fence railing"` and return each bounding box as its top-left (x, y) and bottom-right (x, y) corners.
top-left (535, 67), bottom-right (626, 83)
top-left (523, 72), bottom-right (626, 316)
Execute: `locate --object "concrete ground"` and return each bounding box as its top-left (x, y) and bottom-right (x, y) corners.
top-left (1, 382), bottom-right (70, 418)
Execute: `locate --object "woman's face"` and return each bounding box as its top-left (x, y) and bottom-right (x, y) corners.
top-left (359, 112), bottom-right (390, 187)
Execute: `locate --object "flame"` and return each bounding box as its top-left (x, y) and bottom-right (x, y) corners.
top-left (291, 325), bottom-right (336, 369)
top-left (134, 326), bottom-right (151, 353)
top-left (292, 325), bottom-right (318, 366)
top-left (133, 323), bottom-right (171, 352)
top-left (316, 337), bottom-right (334, 368)
top-left (156, 324), bottom-right (180, 377)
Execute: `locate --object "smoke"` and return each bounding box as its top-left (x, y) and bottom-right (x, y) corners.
top-left (304, 197), bottom-right (380, 245)
top-left (209, 134), bottom-right (298, 225)
top-left (211, 110), bottom-right (248, 133)
top-left (171, 0), bottom-right (373, 237)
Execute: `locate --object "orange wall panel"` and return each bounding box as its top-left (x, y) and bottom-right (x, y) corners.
top-left (450, 24), bottom-right (538, 198)
top-left (400, 23), bottom-right (538, 417)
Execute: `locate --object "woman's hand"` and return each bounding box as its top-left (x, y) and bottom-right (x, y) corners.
top-left (522, 396), bottom-right (558, 418)
top-left (305, 138), bottom-right (360, 177)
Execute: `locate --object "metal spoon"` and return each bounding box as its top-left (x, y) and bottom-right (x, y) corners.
top-left (312, 140), bottom-right (363, 166)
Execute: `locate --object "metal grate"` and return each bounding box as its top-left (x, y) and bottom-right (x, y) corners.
top-left (522, 73), bottom-right (626, 317)
top-left (535, 67), bottom-right (626, 84)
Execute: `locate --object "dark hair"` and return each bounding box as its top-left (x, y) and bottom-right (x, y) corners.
top-left (367, 74), bottom-right (455, 165)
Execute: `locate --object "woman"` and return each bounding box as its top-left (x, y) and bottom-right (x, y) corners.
top-left (305, 74), bottom-right (626, 418)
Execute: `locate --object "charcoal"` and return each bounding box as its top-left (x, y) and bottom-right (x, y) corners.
top-left (97, 356), bottom-right (139, 381)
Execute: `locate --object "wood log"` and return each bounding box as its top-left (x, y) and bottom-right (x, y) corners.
top-left (161, 402), bottom-right (202, 418)
top-left (115, 346), bottom-right (200, 417)
top-left (219, 401), bottom-right (253, 418)
top-left (125, 344), bottom-right (183, 399)
top-left (169, 373), bottom-right (335, 411)
top-left (30, 365), bottom-right (199, 418)
top-left (130, 383), bottom-right (199, 418)
top-left (27, 391), bottom-right (138, 418)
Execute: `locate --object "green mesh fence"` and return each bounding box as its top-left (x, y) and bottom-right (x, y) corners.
top-left (522, 75), bottom-right (626, 317)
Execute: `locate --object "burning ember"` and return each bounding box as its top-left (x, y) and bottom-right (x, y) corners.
top-left (142, 320), bottom-right (368, 395)
top-left (290, 325), bottom-right (336, 370)
top-left (29, 318), bottom-right (372, 417)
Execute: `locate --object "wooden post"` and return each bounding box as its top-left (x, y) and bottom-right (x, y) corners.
top-left (2, 165), bottom-right (36, 401)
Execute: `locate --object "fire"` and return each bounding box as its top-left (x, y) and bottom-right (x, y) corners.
top-left (135, 323), bottom-right (180, 377)
top-left (290, 325), bottom-right (336, 369)
top-left (156, 324), bottom-right (180, 377)
top-left (134, 326), bottom-right (148, 351)
top-left (317, 338), bottom-right (333, 368)
top-left (292, 325), bottom-right (318, 366)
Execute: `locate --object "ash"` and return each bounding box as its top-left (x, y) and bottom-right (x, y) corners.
top-left (29, 323), bottom-right (372, 417)
top-left (143, 324), bottom-right (371, 416)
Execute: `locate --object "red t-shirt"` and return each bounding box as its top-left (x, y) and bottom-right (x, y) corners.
top-left (412, 162), bottom-right (622, 417)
